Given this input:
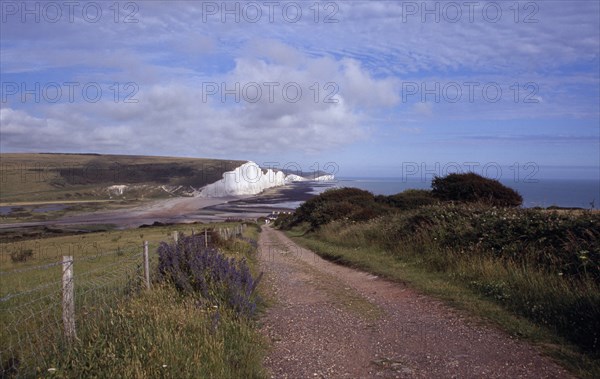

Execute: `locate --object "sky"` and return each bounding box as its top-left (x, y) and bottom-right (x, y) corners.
top-left (1, 0), bottom-right (599, 180)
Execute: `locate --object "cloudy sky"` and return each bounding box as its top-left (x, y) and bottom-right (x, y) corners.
top-left (1, 1), bottom-right (599, 179)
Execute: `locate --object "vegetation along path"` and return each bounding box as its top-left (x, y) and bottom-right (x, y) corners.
top-left (257, 226), bottom-right (572, 378)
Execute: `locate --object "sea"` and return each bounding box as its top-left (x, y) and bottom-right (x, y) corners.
top-left (327, 178), bottom-right (600, 209)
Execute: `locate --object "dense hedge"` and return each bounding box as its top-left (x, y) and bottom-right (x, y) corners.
top-left (286, 187), bottom-right (387, 229)
top-left (431, 172), bottom-right (523, 207)
top-left (376, 189), bottom-right (438, 210)
top-left (281, 173), bottom-right (523, 230)
top-left (375, 204), bottom-right (600, 282)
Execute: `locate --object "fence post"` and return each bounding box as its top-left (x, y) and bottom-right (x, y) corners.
top-left (143, 241), bottom-right (150, 290)
top-left (204, 228), bottom-right (208, 247)
top-left (173, 231), bottom-right (178, 243)
top-left (62, 256), bottom-right (76, 341)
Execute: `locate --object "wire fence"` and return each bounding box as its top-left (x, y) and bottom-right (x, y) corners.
top-left (0, 225), bottom-right (246, 377)
top-left (1, 242), bottom-right (152, 376)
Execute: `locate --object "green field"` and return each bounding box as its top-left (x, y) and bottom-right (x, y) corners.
top-left (0, 222), bottom-right (266, 378)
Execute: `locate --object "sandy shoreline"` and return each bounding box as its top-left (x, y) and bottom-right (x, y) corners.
top-left (0, 181), bottom-right (329, 230)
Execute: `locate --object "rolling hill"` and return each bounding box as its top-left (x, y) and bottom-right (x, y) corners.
top-left (0, 153), bottom-right (245, 203)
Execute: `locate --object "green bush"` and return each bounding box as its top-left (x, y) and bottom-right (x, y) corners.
top-left (376, 189), bottom-right (438, 210)
top-left (273, 213), bottom-right (293, 229)
top-left (431, 172), bottom-right (523, 207)
top-left (290, 187), bottom-right (387, 229)
top-left (371, 204), bottom-right (600, 282)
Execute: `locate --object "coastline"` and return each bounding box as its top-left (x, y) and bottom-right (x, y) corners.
top-left (0, 181), bottom-right (332, 230)
top-left (2, 175), bottom-right (597, 232)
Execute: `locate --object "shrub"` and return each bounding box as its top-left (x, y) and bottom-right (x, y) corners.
top-left (377, 189), bottom-right (438, 210)
top-left (382, 204), bottom-right (600, 282)
top-left (273, 213), bottom-right (293, 229)
top-left (156, 234), bottom-right (262, 318)
top-left (290, 188), bottom-right (386, 229)
top-left (431, 172), bottom-right (522, 207)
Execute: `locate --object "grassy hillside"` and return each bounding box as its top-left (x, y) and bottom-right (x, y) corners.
top-left (0, 153), bottom-right (245, 204)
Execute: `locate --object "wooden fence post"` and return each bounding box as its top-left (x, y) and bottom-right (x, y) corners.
top-left (172, 231), bottom-right (178, 243)
top-left (143, 241), bottom-right (150, 289)
top-left (62, 256), bottom-right (76, 341)
top-left (204, 229), bottom-right (208, 247)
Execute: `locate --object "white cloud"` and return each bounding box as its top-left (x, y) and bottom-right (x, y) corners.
top-left (0, 1), bottom-right (598, 169)
top-left (0, 108), bottom-right (47, 134)
top-left (2, 44), bottom-right (401, 156)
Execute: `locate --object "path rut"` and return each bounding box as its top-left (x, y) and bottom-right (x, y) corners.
top-left (257, 226), bottom-right (572, 379)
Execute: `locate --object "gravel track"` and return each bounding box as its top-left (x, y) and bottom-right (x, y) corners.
top-left (257, 226), bottom-right (572, 379)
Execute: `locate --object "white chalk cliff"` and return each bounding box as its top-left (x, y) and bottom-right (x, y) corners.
top-left (284, 174), bottom-right (307, 183)
top-left (314, 175), bottom-right (335, 181)
top-left (199, 161), bottom-right (334, 198)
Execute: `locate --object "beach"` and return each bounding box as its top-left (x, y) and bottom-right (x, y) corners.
top-left (0, 181), bottom-right (332, 230)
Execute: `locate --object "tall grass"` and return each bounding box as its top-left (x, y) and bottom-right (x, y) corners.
top-left (49, 285), bottom-right (264, 378)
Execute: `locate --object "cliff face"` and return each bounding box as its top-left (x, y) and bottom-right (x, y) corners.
top-left (199, 161), bottom-right (334, 197)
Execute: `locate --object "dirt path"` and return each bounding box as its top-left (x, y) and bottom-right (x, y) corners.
top-left (257, 226), bottom-right (573, 379)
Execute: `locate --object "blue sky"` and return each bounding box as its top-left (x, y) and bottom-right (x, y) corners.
top-left (1, 1), bottom-right (599, 180)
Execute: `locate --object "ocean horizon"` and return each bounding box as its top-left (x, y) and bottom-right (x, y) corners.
top-left (330, 177), bottom-right (599, 209)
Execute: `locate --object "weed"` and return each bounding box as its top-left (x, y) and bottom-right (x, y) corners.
top-left (9, 248), bottom-right (33, 263)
